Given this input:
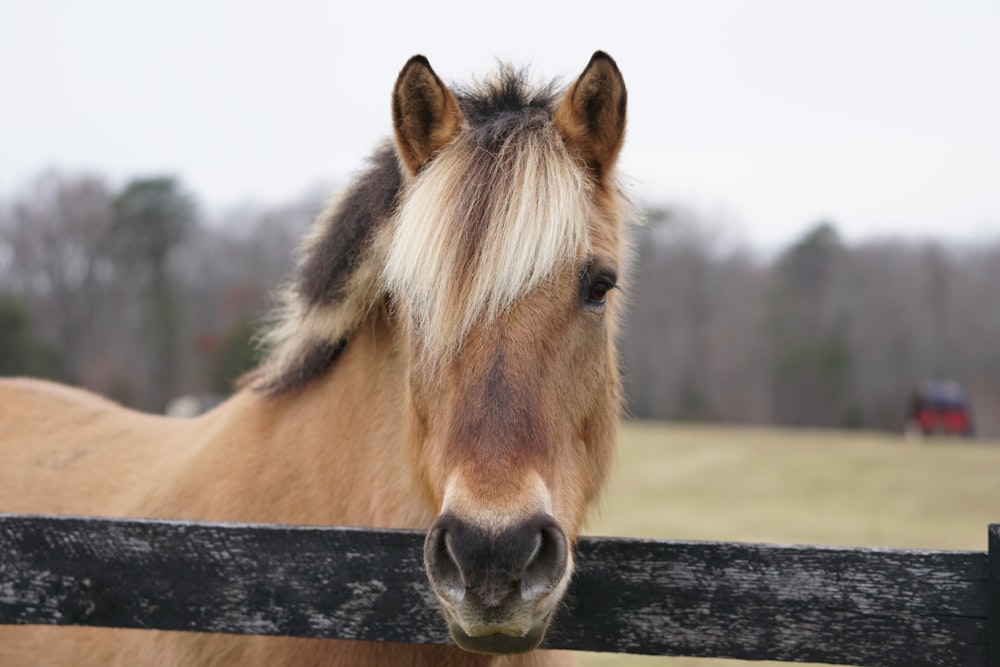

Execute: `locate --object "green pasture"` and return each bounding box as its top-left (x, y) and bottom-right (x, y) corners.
top-left (576, 421), bottom-right (1000, 667)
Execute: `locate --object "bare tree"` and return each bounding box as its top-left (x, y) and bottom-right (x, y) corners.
top-left (0, 171), bottom-right (120, 386)
top-left (621, 206), bottom-right (770, 423)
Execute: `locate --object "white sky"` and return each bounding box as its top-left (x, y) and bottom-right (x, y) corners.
top-left (1, 0), bottom-right (998, 249)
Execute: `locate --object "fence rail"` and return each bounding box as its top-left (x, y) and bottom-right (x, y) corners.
top-left (1, 514), bottom-right (998, 667)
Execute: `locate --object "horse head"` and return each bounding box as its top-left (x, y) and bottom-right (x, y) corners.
top-left (385, 52), bottom-right (628, 654)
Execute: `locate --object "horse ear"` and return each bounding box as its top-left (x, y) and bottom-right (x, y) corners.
top-left (392, 55), bottom-right (464, 175)
top-left (554, 51), bottom-right (627, 176)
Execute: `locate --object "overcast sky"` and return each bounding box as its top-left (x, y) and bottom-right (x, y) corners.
top-left (1, 0), bottom-right (998, 249)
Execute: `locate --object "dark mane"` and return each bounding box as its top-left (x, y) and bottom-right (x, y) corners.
top-left (455, 65), bottom-right (560, 121)
top-left (455, 66), bottom-right (562, 152)
top-left (249, 144), bottom-right (402, 395)
top-left (295, 143), bottom-right (401, 308)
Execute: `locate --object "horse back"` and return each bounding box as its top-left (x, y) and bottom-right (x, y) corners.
top-left (0, 378), bottom-right (197, 517)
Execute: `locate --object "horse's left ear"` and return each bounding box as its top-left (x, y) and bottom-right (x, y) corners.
top-left (555, 51), bottom-right (627, 176)
top-left (392, 55), bottom-right (464, 175)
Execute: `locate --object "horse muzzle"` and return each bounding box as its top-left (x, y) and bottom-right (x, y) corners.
top-left (423, 512), bottom-right (571, 654)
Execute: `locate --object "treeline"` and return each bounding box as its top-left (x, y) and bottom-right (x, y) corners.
top-left (622, 209), bottom-right (1000, 436)
top-left (2, 171), bottom-right (999, 435)
top-left (0, 170), bottom-right (319, 411)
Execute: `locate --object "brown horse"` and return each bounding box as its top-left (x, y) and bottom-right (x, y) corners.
top-left (0, 51), bottom-right (628, 666)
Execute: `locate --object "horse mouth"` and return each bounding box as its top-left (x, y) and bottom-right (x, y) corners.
top-left (443, 614), bottom-right (550, 655)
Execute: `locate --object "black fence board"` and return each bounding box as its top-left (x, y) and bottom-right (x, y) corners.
top-left (0, 514), bottom-right (994, 667)
top-left (0, 515), bottom-right (445, 645)
top-left (563, 536), bottom-right (988, 666)
top-left (989, 524), bottom-right (1000, 667)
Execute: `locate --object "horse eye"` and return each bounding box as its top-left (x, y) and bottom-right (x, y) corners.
top-left (588, 280), bottom-right (611, 304)
top-left (585, 276), bottom-right (616, 307)
top-left (579, 261), bottom-right (618, 309)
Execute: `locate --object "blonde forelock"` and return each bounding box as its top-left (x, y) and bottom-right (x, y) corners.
top-left (382, 120), bottom-right (593, 360)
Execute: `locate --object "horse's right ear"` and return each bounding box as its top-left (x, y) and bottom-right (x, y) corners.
top-left (392, 55), bottom-right (464, 175)
top-left (554, 51), bottom-right (627, 177)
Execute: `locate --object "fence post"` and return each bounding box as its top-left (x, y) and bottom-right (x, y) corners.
top-left (990, 524), bottom-right (999, 667)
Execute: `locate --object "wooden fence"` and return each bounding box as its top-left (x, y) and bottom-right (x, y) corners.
top-left (1, 514), bottom-right (997, 666)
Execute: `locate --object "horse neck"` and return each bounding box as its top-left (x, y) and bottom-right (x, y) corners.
top-left (175, 305), bottom-right (436, 530)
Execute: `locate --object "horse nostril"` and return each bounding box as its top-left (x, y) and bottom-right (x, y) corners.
top-left (521, 522), bottom-right (568, 600)
top-left (424, 524), bottom-right (465, 603)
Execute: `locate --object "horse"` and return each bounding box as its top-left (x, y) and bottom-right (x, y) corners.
top-left (0, 51), bottom-right (628, 666)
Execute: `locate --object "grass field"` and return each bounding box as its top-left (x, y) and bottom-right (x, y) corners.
top-left (574, 421), bottom-right (1000, 667)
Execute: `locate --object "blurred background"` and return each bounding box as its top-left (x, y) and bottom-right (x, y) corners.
top-left (1, 3), bottom-right (998, 663)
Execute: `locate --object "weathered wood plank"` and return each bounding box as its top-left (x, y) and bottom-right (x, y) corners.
top-left (988, 524), bottom-right (1000, 667)
top-left (0, 514), bottom-right (990, 667)
top-left (0, 515), bottom-right (446, 645)
top-left (564, 536), bottom-right (988, 667)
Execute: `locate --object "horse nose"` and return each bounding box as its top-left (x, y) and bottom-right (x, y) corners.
top-left (424, 513), bottom-right (569, 608)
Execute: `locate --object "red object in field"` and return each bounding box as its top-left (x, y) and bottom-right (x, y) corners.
top-left (907, 380), bottom-right (974, 437)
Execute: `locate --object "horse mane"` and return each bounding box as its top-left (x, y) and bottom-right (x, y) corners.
top-left (249, 64), bottom-right (595, 394)
top-left (244, 143), bottom-right (400, 395)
